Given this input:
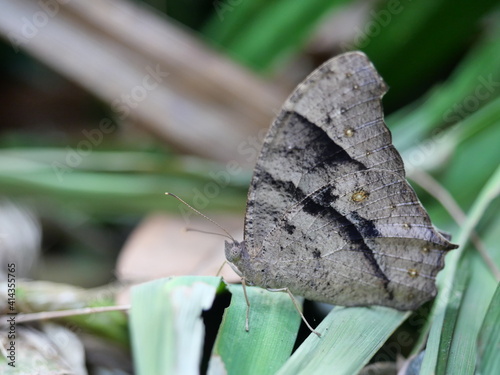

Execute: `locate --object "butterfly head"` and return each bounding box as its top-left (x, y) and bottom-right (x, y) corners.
top-left (224, 240), bottom-right (249, 278)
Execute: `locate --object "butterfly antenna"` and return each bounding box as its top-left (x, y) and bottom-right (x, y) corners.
top-left (165, 192), bottom-right (236, 242)
top-left (184, 227), bottom-right (233, 240)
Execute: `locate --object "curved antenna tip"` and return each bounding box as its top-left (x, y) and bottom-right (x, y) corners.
top-left (165, 192), bottom-right (236, 242)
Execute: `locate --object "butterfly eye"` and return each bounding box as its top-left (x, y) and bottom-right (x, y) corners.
top-left (230, 247), bottom-right (241, 261)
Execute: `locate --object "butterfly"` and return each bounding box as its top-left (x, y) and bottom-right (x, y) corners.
top-left (225, 51), bottom-right (458, 312)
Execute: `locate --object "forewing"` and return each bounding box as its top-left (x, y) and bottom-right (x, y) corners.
top-left (245, 52), bottom-right (404, 251)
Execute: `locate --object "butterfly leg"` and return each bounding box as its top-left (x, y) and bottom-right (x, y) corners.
top-left (241, 278), bottom-right (251, 332)
top-left (266, 287), bottom-right (321, 337)
top-left (216, 260), bottom-right (227, 277)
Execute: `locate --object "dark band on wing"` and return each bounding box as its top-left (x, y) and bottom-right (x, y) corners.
top-left (284, 111), bottom-right (367, 172)
top-left (250, 110), bottom-right (367, 205)
top-left (255, 172), bottom-right (392, 293)
top-left (301, 185), bottom-right (393, 298)
top-left (251, 165), bottom-right (306, 202)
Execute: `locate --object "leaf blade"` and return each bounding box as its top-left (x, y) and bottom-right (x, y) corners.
top-left (209, 284), bottom-right (301, 375)
top-left (129, 276), bottom-right (223, 375)
top-left (277, 307), bottom-right (410, 375)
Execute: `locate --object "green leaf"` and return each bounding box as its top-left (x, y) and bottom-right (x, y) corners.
top-left (209, 284), bottom-right (300, 375)
top-left (435, 257), bottom-right (470, 374)
top-left (440, 211), bottom-right (500, 374)
top-left (203, 0), bottom-right (349, 72)
top-left (442, 255), bottom-right (498, 374)
top-left (0, 148), bottom-right (248, 216)
top-left (129, 276), bottom-right (224, 375)
top-left (361, 0), bottom-right (500, 109)
top-left (277, 307), bottom-right (410, 375)
top-left (419, 165), bottom-right (500, 374)
top-left (203, 0), bottom-right (269, 45)
top-left (397, 96), bottom-right (500, 212)
top-left (476, 282), bottom-right (500, 375)
top-left (388, 24), bottom-right (500, 153)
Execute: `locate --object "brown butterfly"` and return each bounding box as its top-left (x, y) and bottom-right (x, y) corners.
top-left (225, 52), bottom-right (457, 317)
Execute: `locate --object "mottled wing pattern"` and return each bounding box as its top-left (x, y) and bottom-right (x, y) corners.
top-left (241, 51), bottom-right (457, 309)
top-left (260, 169), bottom-right (456, 309)
top-left (245, 52), bottom-right (403, 251)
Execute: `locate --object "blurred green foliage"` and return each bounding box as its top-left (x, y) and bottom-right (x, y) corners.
top-left (1, 0), bottom-right (500, 373)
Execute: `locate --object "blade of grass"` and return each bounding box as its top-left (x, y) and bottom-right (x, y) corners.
top-left (441, 212), bottom-right (500, 374)
top-left (439, 113), bottom-right (500, 210)
top-left (442, 252), bottom-right (499, 374)
top-left (400, 95), bottom-right (500, 177)
top-left (476, 281), bottom-right (500, 375)
top-left (0, 149), bottom-right (248, 215)
top-left (434, 257), bottom-right (470, 374)
top-left (209, 284), bottom-right (300, 375)
top-left (388, 23), bottom-right (500, 152)
top-left (395, 94), bottom-right (500, 227)
top-left (361, 0), bottom-right (500, 109)
top-left (276, 307), bottom-right (410, 375)
top-left (129, 276), bottom-right (224, 375)
top-left (419, 164), bottom-right (500, 374)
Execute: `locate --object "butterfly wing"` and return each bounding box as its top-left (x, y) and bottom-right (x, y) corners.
top-left (245, 52), bottom-right (405, 251)
top-left (239, 51), bottom-right (457, 309)
top-left (258, 169), bottom-right (457, 309)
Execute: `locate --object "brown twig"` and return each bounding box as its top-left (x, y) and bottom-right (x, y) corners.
top-left (3, 305), bottom-right (131, 326)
